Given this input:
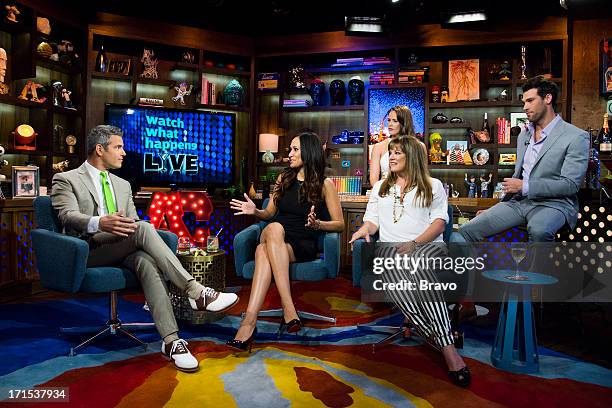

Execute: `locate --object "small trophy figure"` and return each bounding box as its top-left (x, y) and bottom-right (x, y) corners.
top-left (520, 45), bottom-right (528, 80)
top-left (65, 134), bottom-right (76, 154)
top-left (480, 173), bottom-right (493, 198)
top-left (464, 173), bottom-right (477, 198)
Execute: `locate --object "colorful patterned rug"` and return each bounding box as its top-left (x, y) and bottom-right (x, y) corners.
top-left (1, 278), bottom-right (611, 407)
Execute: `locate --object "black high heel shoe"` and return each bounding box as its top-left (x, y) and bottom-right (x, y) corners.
top-left (277, 319), bottom-right (302, 338)
top-left (448, 366), bottom-right (471, 387)
top-left (226, 326), bottom-right (258, 353)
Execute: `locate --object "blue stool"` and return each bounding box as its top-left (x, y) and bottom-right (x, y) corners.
top-left (483, 270), bottom-right (558, 374)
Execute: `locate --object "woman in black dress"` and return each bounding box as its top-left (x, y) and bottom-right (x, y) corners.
top-left (228, 131), bottom-right (344, 351)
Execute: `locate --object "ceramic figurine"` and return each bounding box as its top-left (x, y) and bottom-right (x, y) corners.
top-left (52, 159), bottom-right (70, 173)
top-left (309, 78), bottom-right (325, 106)
top-left (61, 87), bottom-right (76, 110)
top-left (348, 75), bottom-right (364, 105)
top-left (51, 80), bottom-right (63, 106)
top-left (329, 79), bottom-right (346, 105)
top-left (498, 60), bottom-right (512, 80)
top-left (431, 85), bottom-right (440, 103)
top-left (223, 79), bottom-right (244, 106)
top-left (18, 80), bottom-right (45, 103)
top-left (0, 48), bottom-right (8, 95)
top-left (465, 173), bottom-right (477, 198)
top-left (432, 112), bottom-right (448, 123)
top-left (58, 40), bottom-right (79, 66)
top-left (450, 183), bottom-right (460, 198)
top-left (140, 48), bottom-right (158, 79)
top-left (5, 4), bottom-right (20, 23)
top-left (440, 86), bottom-right (449, 102)
top-left (172, 82), bottom-right (193, 105)
top-left (429, 133), bottom-right (445, 163)
top-left (480, 173), bottom-right (492, 198)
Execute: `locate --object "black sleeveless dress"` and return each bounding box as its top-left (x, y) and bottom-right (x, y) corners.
top-left (273, 180), bottom-right (324, 262)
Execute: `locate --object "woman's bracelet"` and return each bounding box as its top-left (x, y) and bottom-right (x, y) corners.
top-left (314, 219), bottom-right (321, 230)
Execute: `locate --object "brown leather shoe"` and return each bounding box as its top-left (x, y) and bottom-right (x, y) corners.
top-left (188, 287), bottom-right (239, 313)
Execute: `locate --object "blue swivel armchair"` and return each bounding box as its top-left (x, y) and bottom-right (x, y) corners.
top-left (31, 196), bottom-right (178, 356)
top-left (233, 198), bottom-right (340, 323)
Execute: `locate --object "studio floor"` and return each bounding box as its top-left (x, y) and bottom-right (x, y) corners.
top-left (1, 277), bottom-right (611, 407)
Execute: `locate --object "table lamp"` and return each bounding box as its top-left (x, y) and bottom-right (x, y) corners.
top-left (259, 133), bottom-right (278, 163)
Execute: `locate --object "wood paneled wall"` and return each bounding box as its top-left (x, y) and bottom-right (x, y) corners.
top-left (571, 18), bottom-right (612, 129)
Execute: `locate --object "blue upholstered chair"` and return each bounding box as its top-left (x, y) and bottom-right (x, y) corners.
top-left (233, 198), bottom-right (340, 323)
top-left (31, 196), bottom-right (178, 356)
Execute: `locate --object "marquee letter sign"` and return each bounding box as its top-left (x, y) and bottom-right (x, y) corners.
top-left (148, 191), bottom-right (213, 246)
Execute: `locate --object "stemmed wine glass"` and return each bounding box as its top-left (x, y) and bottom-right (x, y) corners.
top-left (507, 243), bottom-right (529, 281)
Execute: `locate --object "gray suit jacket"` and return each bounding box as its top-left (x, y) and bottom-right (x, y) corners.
top-left (510, 118), bottom-right (589, 229)
top-left (51, 162), bottom-right (138, 238)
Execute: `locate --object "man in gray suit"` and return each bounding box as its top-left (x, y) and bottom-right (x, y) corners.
top-left (51, 125), bottom-right (239, 373)
top-left (458, 76), bottom-right (590, 242)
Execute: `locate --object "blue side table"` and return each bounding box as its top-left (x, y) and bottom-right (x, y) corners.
top-left (483, 270), bottom-right (558, 374)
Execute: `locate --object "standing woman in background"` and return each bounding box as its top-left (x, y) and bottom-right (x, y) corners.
top-left (369, 105), bottom-right (416, 187)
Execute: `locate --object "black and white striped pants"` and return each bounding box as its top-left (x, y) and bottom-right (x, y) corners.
top-left (377, 242), bottom-right (454, 348)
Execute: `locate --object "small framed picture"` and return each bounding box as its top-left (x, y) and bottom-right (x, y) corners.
top-left (510, 112), bottom-right (529, 128)
top-left (446, 140), bottom-right (468, 152)
top-left (108, 59), bottom-right (131, 75)
top-left (12, 166), bottom-right (40, 198)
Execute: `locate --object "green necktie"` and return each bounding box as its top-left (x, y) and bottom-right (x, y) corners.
top-left (100, 172), bottom-right (117, 214)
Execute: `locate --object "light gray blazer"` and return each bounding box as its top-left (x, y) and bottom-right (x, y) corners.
top-left (51, 162), bottom-right (138, 239)
top-left (511, 118), bottom-right (589, 229)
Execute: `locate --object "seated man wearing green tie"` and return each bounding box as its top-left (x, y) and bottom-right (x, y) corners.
top-left (50, 125), bottom-right (239, 373)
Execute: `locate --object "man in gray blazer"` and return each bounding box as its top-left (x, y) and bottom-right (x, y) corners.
top-left (459, 76), bottom-right (590, 243)
top-left (51, 125), bottom-right (239, 373)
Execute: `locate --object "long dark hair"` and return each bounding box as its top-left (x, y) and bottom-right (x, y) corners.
top-left (273, 130), bottom-right (326, 207)
top-left (386, 105), bottom-right (416, 138)
top-left (379, 135), bottom-right (433, 207)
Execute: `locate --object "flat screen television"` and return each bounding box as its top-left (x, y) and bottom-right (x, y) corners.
top-left (104, 104), bottom-right (235, 189)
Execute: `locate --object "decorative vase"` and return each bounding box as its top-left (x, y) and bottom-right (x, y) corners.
top-left (248, 181), bottom-right (257, 199)
top-left (329, 79), bottom-right (346, 105)
top-left (223, 79), bottom-right (244, 106)
top-left (309, 79), bottom-right (325, 106)
top-left (262, 150), bottom-right (275, 163)
top-left (347, 76), bottom-right (364, 105)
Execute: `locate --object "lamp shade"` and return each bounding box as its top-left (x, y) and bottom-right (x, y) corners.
top-left (258, 133), bottom-right (278, 153)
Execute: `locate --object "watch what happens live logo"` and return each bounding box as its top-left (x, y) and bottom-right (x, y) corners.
top-left (142, 114), bottom-right (198, 175)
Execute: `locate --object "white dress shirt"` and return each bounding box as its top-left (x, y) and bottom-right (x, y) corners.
top-left (363, 177), bottom-right (449, 242)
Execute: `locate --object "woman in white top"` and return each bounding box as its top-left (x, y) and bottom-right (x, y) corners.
top-left (369, 105), bottom-right (416, 187)
top-left (351, 135), bottom-right (470, 387)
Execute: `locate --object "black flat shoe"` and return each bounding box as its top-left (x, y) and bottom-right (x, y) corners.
top-left (448, 366), bottom-right (471, 388)
top-left (226, 327), bottom-right (257, 353)
top-left (278, 318), bottom-right (302, 338)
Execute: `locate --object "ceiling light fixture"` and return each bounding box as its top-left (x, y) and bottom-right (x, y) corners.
top-left (446, 11), bottom-right (487, 24)
top-left (345, 16), bottom-right (385, 36)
